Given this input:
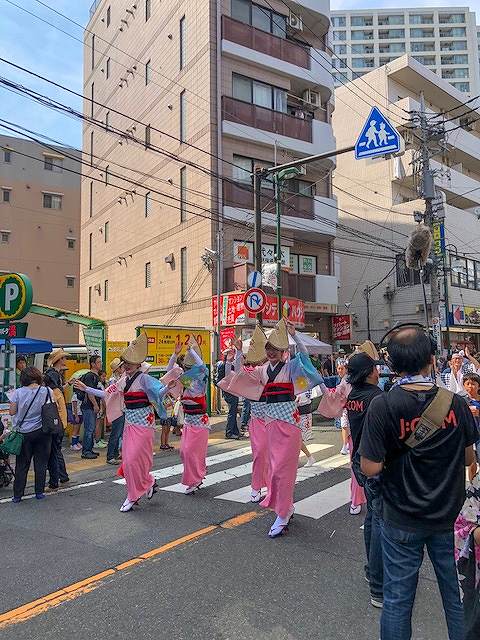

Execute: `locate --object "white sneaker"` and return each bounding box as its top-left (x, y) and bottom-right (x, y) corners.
top-left (350, 504), bottom-right (362, 515)
top-left (340, 444), bottom-right (349, 455)
top-left (70, 443), bottom-right (82, 451)
top-left (120, 498), bottom-right (135, 512)
top-left (185, 483), bottom-right (202, 494)
top-left (250, 489), bottom-right (262, 503)
top-left (304, 455), bottom-right (316, 467)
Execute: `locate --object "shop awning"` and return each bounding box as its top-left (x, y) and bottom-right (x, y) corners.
top-left (0, 337), bottom-right (53, 354)
top-left (445, 326), bottom-right (480, 334)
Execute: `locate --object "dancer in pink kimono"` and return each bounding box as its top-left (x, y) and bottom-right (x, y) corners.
top-left (74, 333), bottom-right (177, 512)
top-left (167, 337), bottom-right (209, 494)
top-left (220, 319), bottom-right (323, 537)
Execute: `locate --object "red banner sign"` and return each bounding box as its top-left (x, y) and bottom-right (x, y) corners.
top-left (254, 296), bottom-right (305, 327)
top-left (220, 327), bottom-right (236, 352)
top-left (332, 315), bottom-right (352, 341)
top-left (212, 293), bottom-right (305, 328)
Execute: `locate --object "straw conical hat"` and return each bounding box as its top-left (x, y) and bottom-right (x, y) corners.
top-left (245, 325), bottom-right (267, 364)
top-left (184, 334), bottom-right (202, 367)
top-left (266, 318), bottom-right (289, 351)
top-left (110, 357), bottom-right (122, 373)
top-left (121, 332), bottom-right (148, 365)
top-left (356, 340), bottom-right (379, 362)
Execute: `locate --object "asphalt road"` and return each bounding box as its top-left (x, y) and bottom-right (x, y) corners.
top-left (0, 429), bottom-right (449, 640)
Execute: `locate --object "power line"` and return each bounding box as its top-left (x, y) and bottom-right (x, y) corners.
top-left (0, 119), bottom-right (401, 268)
top-left (0, 75), bottom-right (408, 248)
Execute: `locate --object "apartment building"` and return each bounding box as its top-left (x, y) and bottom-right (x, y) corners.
top-left (333, 55), bottom-right (480, 351)
top-left (82, 0), bottom-right (338, 341)
top-left (0, 135), bottom-right (81, 342)
top-left (331, 7), bottom-right (480, 96)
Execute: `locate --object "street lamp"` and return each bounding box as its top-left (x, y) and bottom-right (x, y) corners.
top-left (273, 166), bottom-right (303, 317)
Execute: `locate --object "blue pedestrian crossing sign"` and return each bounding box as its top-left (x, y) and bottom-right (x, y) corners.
top-left (354, 106), bottom-right (401, 160)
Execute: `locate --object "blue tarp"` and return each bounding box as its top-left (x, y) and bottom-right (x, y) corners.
top-left (0, 338), bottom-right (52, 354)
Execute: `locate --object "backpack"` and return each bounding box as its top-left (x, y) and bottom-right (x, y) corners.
top-left (75, 372), bottom-right (98, 403)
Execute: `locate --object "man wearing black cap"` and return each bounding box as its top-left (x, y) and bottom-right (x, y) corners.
top-left (346, 350), bottom-right (384, 609)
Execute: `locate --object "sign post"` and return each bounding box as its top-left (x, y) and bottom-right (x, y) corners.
top-left (0, 273), bottom-right (33, 401)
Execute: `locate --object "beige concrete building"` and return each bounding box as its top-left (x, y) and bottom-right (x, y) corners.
top-left (0, 135), bottom-right (81, 343)
top-left (82, 0), bottom-right (338, 342)
top-left (333, 55), bottom-right (480, 350)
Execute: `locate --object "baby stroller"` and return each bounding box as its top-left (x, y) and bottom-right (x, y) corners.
top-left (0, 424), bottom-right (15, 488)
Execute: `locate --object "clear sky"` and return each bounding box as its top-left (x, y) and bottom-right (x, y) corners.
top-left (0, 0), bottom-right (479, 148)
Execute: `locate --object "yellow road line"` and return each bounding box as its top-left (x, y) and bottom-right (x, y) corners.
top-left (0, 511), bottom-right (263, 629)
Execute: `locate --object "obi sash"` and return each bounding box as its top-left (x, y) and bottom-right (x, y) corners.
top-left (182, 395), bottom-right (207, 415)
top-left (124, 391), bottom-right (150, 410)
top-left (298, 403), bottom-right (312, 416)
top-left (264, 382), bottom-right (295, 404)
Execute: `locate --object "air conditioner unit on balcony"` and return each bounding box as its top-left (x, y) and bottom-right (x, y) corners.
top-left (302, 89), bottom-right (320, 107)
top-left (289, 12), bottom-right (303, 31)
top-left (297, 165), bottom-right (307, 176)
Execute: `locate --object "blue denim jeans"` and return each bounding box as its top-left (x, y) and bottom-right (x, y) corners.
top-left (240, 399), bottom-right (251, 429)
top-left (82, 409), bottom-right (97, 454)
top-left (107, 415), bottom-right (125, 461)
top-left (364, 477), bottom-right (383, 599)
top-left (381, 521), bottom-right (464, 640)
top-left (223, 394), bottom-right (239, 438)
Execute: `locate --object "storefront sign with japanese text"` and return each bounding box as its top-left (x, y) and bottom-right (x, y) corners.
top-left (139, 326), bottom-right (211, 367)
top-left (332, 315), bottom-right (352, 341)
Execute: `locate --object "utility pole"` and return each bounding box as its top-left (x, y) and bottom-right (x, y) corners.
top-left (273, 172), bottom-right (283, 315)
top-left (411, 92), bottom-right (446, 348)
top-left (364, 285), bottom-right (371, 340)
top-left (254, 167), bottom-right (264, 326)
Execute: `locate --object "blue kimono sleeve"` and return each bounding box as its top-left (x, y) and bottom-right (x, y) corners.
top-left (289, 352), bottom-right (325, 395)
top-left (142, 374), bottom-right (168, 420)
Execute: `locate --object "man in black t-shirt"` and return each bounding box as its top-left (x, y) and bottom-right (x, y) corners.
top-left (81, 355), bottom-right (102, 459)
top-left (345, 352), bottom-right (383, 608)
top-left (359, 326), bottom-right (478, 640)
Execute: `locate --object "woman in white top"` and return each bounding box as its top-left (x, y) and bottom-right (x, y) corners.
top-left (9, 367), bottom-right (51, 502)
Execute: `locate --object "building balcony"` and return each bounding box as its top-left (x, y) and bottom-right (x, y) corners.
top-left (222, 16), bottom-right (333, 101)
top-left (224, 269), bottom-right (337, 306)
top-left (315, 275), bottom-right (338, 306)
top-left (222, 96), bottom-right (335, 157)
top-left (222, 180), bottom-right (337, 238)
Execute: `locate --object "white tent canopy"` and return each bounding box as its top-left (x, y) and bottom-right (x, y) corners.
top-left (242, 330), bottom-right (332, 356)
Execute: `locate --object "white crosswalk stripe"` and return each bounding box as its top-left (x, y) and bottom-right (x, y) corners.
top-left (113, 445), bottom-right (253, 486)
top-left (215, 452), bottom-right (349, 505)
top-left (158, 444), bottom-right (334, 494)
top-left (294, 479), bottom-right (351, 519)
top-left (110, 439), bottom-right (353, 522)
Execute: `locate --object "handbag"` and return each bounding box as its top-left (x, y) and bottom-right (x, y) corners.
top-left (41, 388), bottom-right (63, 435)
top-left (1, 386), bottom-right (42, 456)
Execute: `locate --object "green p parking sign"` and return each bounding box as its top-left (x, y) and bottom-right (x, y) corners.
top-left (0, 273), bottom-right (33, 321)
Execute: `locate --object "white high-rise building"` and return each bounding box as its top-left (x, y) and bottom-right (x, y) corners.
top-left (330, 7), bottom-right (480, 96)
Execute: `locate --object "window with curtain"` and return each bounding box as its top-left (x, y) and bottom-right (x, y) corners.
top-left (253, 81), bottom-right (271, 108)
top-left (232, 155), bottom-right (252, 183)
top-left (231, 0), bottom-right (250, 24)
top-left (233, 74), bottom-right (252, 102)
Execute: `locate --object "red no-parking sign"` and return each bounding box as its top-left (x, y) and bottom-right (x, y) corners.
top-left (244, 288), bottom-right (267, 314)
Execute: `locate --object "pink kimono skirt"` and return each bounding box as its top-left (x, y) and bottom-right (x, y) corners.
top-left (260, 419), bottom-right (301, 519)
top-left (348, 436), bottom-right (366, 508)
top-left (121, 423), bottom-right (155, 503)
top-left (249, 416), bottom-right (270, 493)
top-left (181, 424), bottom-right (209, 488)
